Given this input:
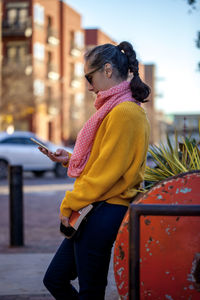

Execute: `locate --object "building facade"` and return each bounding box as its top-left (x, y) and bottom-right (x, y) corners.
top-left (1, 1), bottom-right (159, 145)
top-left (2, 0), bottom-right (85, 144)
top-left (60, 1), bottom-right (85, 144)
top-left (143, 64), bottom-right (159, 145)
top-left (84, 28), bottom-right (117, 121)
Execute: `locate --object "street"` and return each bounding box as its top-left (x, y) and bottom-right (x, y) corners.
top-left (0, 172), bottom-right (75, 253)
top-left (0, 172), bottom-right (119, 299)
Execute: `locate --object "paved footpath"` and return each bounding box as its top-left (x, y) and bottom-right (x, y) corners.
top-left (0, 180), bottom-right (119, 299)
top-left (0, 252), bottom-right (118, 299)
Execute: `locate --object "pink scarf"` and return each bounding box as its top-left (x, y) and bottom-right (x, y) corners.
top-left (67, 81), bottom-right (140, 177)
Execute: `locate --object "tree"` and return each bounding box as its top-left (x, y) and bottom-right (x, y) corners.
top-left (186, 0), bottom-right (200, 70)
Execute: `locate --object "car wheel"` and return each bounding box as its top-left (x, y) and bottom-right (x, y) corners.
top-left (33, 171), bottom-right (45, 178)
top-left (0, 160), bottom-right (9, 179)
top-left (54, 163), bottom-right (68, 178)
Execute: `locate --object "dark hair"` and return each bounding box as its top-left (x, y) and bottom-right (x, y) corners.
top-left (84, 41), bottom-right (151, 103)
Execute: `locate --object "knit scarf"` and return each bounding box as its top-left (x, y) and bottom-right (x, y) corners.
top-left (67, 80), bottom-right (140, 177)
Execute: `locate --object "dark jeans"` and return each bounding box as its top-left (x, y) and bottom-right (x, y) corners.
top-left (43, 202), bottom-right (127, 300)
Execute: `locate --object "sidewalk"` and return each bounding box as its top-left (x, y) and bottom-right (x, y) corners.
top-left (0, 253), bottom-right (53, 297)
top-left (0, 181), bottom-right (119, 299)
top-left (0, 252), bottom-right (118, 299)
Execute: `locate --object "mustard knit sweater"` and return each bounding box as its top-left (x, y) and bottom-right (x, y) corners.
top-left (60, 101), bottom-right (150, 218)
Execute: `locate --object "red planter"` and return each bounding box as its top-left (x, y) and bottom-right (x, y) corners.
top-left (114, 171), bottom-right (200, 299)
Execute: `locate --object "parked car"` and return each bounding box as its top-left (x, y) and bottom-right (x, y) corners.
top-left (0, 131), bottom-right (73, 179)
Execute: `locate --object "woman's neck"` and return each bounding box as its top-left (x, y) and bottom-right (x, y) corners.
top-left (103, 77), bottom-right (125, 91)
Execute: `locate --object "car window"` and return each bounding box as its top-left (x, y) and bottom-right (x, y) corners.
top-left (0, 137), bottom-right (46, 146)
top-left (0, 137), bottom-right (22, 144)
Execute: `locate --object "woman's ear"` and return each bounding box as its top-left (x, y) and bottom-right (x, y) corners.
top-left (104, 63), bottom-right (113, 78)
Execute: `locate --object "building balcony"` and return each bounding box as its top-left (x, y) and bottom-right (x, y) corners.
top-left (47, 64), bottom-right (60, 81)
top-left (70, 43), bottom-right (84, 57)
top-left (47, 28), bottom-right (60, 46)
top-left (70, 75), bottom-right (82, 88)
top-left (2, 17), bottom-right (32, 37)
top-left (70, 31), bottom-right (84, 57)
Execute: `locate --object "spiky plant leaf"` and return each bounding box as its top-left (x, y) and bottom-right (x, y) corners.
top-left (144, 130), bottom-right (200, 190)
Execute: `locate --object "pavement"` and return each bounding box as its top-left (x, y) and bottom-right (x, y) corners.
top-left (0, 177), bottom-right (119, 300)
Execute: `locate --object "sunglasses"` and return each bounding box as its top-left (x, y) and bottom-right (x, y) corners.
top-left (85, 66), bottom-right (103, 85)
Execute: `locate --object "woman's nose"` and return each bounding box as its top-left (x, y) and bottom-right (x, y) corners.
top-left (86, 81), bottom-right (94, 91)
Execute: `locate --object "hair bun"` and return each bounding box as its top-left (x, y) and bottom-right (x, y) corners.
top-left (117, 42), bottom-right (133, 56)
top-left (117, 42), bottom-right (138, 71)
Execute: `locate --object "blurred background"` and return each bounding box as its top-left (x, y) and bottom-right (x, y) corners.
top-left (0, 2), bottom-right (199, 297)
top-left (0, 0), bottom-right (199, 146)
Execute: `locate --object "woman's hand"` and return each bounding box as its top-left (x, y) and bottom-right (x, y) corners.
top-left (38, 147), bottom-right (69, 165)
top-left (59, 212), bottom-right (69, 227)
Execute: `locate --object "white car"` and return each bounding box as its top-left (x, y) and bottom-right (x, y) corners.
top-left (0, 131), bottom-right (73, 179)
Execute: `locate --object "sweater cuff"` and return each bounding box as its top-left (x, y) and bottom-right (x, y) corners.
top-left (60, 200), bottom-right (72, 218)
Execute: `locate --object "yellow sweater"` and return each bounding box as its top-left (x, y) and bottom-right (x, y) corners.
top-left (60, 101), bottom-right (150, 217)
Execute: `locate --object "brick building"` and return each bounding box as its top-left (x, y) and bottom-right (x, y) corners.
top-left (59, 1), bottom-right (85, 144)
top-left (143, 64), bottom-right (158, 144)
top-left (84, 28), bottom-right (116, 120)
top-left (1, 1), bottom-right (158, 145)
top-left (1, 0), bottom-right (85, 144)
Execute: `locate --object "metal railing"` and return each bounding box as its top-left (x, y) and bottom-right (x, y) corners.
top-left (2, 17), bottom-right (32, 37)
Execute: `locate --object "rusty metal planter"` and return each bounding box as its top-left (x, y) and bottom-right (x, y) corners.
top-left (114, 171), bottom-right (200, 300)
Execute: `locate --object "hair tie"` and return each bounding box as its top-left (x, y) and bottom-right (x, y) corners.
top-left (116, 45), bottom-right (125, 54)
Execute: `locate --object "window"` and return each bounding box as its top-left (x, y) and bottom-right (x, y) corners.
top-left (47, 51), bottom-right (52, 65)
top-left (47, 86), bottom-right (52, 99)
top-left (47, 16), bottom-right (52, 28)
top-left (34, 79), bottom-right (45, 96)
top-left (7, 8), bottom-right (28, 26)
top-left (34, 3), bottom-right (44, 26)
top-left (34, 43), bottom-right (45, 61)
top-left (18, 46), bottom-right (27, 59)
top-left (6, 2), bottom-right (29, 26)
top-left (6, 43), bottom-right (28, 62)
top-left (19, 9), bottom-right (28, 25)
top-left (7, 46), bottom-right (17, 59)
top-left (75, 93), bottom-right (84, 106)
top-left (7, 9), bottom-right (17, 25)
top-left (70, 31), bottom-right (84, 56)
top-left (74, 63), bottom-right (84, 78)
top-left (74, 31), bottom-right (84, 50)
top-left (0, 137), bottom-right (38, 145)
top-left (70, 63), bottom-right (82, 88)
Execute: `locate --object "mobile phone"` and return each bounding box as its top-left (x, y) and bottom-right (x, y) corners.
top-left (30, 138), bottom-right (49, 152)
top-left (60, 222), bottom-right (76, 239)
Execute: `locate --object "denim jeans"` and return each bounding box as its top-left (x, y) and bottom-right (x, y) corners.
top-left (43, 202), bottom-right (127, 300)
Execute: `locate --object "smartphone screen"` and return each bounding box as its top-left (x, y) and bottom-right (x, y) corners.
top-left (30, 138), bottom-right (49, 151)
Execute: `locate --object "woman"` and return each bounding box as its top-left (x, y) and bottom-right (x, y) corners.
top-left (41, 41), bottom-right (150, 299)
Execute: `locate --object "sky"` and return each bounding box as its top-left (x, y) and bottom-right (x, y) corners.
top-left (64, 0), bottom-right (200, 115)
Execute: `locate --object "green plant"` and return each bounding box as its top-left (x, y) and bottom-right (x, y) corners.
top-left (144, 132), bottom-right (200, 189)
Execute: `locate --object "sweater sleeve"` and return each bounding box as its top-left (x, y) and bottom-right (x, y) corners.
top-left (60, 107), bottom-right (143, 217)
